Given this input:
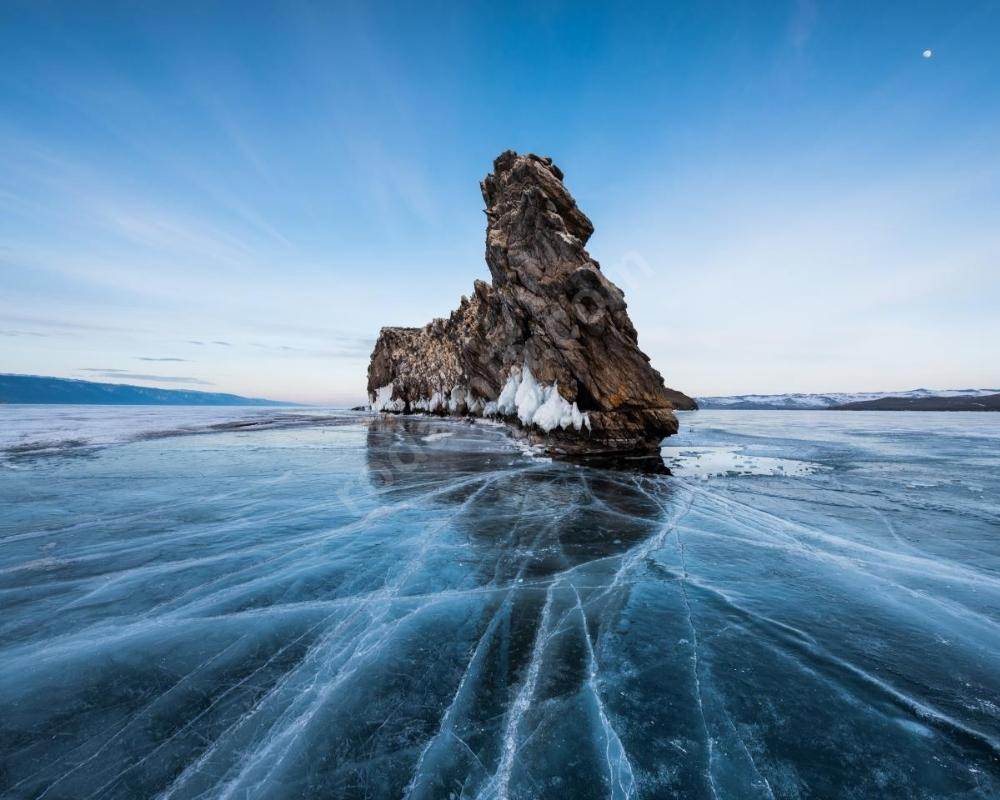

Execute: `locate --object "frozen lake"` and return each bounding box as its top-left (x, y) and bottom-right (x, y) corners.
top-left (1, 407), bottom-right (998, 798)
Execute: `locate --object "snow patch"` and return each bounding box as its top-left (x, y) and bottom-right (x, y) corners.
top-left (660, 445), bottom-right (821, 479)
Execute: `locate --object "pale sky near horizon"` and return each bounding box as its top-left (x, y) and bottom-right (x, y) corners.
top-left (2, 1), bottom-right (998, 405)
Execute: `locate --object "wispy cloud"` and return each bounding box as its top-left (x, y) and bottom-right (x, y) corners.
top-left (249, 337), bottom-right (374, 358)
top-left (136, 356), bottom-right (189, 362)
top-left (79, 368), bottom-right (214, 385)
top-left (0, 313), bottom-right (144, 335)
top-left (94, 204), bottom-right (260, 271)
top-left (180, 334), bottom-right (372, 359)
top-left (787, 0), bottom-right (818, 52)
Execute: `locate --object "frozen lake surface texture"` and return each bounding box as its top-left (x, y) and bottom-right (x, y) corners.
top-left (1, 406), bottom-right (998, 799)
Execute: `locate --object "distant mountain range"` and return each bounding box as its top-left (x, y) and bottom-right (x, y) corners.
top-left (835, 393), bottom-right (1000, 411)
top-left (696, 388), bottom-right (1000, 411)
top-left (0, 374), bottom-right (297, 406)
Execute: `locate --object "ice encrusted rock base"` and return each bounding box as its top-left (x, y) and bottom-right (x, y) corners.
top-left (371, 384), bottom-right (406, 413)
top-left (366, 150), bottom-right (695, 455)
top-left (496, 366), bottom-right (590, 432)
top-left (372, 366), bottom-right (591, 436)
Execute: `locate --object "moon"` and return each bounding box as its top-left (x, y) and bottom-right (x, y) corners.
top-left (922, 49), bottom-right (933, 59)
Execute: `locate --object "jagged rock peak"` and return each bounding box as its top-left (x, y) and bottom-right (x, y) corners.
top-left (366, 150), bottom-right (695, 456)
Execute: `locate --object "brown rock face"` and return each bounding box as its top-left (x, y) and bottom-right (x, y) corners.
top-left (366, 150), bottom-right (695, 455)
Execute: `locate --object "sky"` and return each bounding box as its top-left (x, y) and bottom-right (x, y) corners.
top-left (1, 1), bottom-right (998, 405)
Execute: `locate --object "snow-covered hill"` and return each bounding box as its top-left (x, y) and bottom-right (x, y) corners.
top-left (695, 388), bottom-right (1000, 410)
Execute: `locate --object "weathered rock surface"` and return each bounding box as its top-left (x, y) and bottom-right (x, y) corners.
top-left (366, 150), bottom-right (695, 455)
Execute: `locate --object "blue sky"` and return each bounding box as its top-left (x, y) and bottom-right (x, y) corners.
top-left (1, 1), bottom-right (998, 404)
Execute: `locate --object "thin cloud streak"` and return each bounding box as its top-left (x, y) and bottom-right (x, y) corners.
top-left (79, 368), bottom-right (215, 385)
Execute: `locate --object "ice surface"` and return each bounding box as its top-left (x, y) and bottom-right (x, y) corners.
top-left (0, 405), bottom-right (345, 464)
top-left (0, 406), bottom-right (998, 799)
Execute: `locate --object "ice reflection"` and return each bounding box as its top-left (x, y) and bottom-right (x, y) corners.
top-left (362, 415), bottom-right (677, 800)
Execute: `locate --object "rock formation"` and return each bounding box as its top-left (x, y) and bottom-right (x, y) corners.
top-left (366, 150), bottom-right (695, 455)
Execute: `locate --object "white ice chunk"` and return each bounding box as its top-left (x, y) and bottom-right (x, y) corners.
top-left (371, 383), bottom-right (406, 413)
top-left (426, 391), bottom-right (444, 412)
top-left (532, 383), bottom-right (581, 432)
top-left (411, 386), bottom-right (487, 416)
top-left (412, 393), bottom-right (439, 412)
top-left (485, 365), bottom-right (589, 431)
top-left (514, 366), bottom-right (545, 426)
top-left (496, 369), bottom-right (521, 415)
top-left (531, 372), bottom-right (587, 431)
top-left (448, 386), bottom-right (467, 414)
top-left (427, 365), bottom-right (590, 431)
top-left (531, 387), bottom-right (563, 432)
